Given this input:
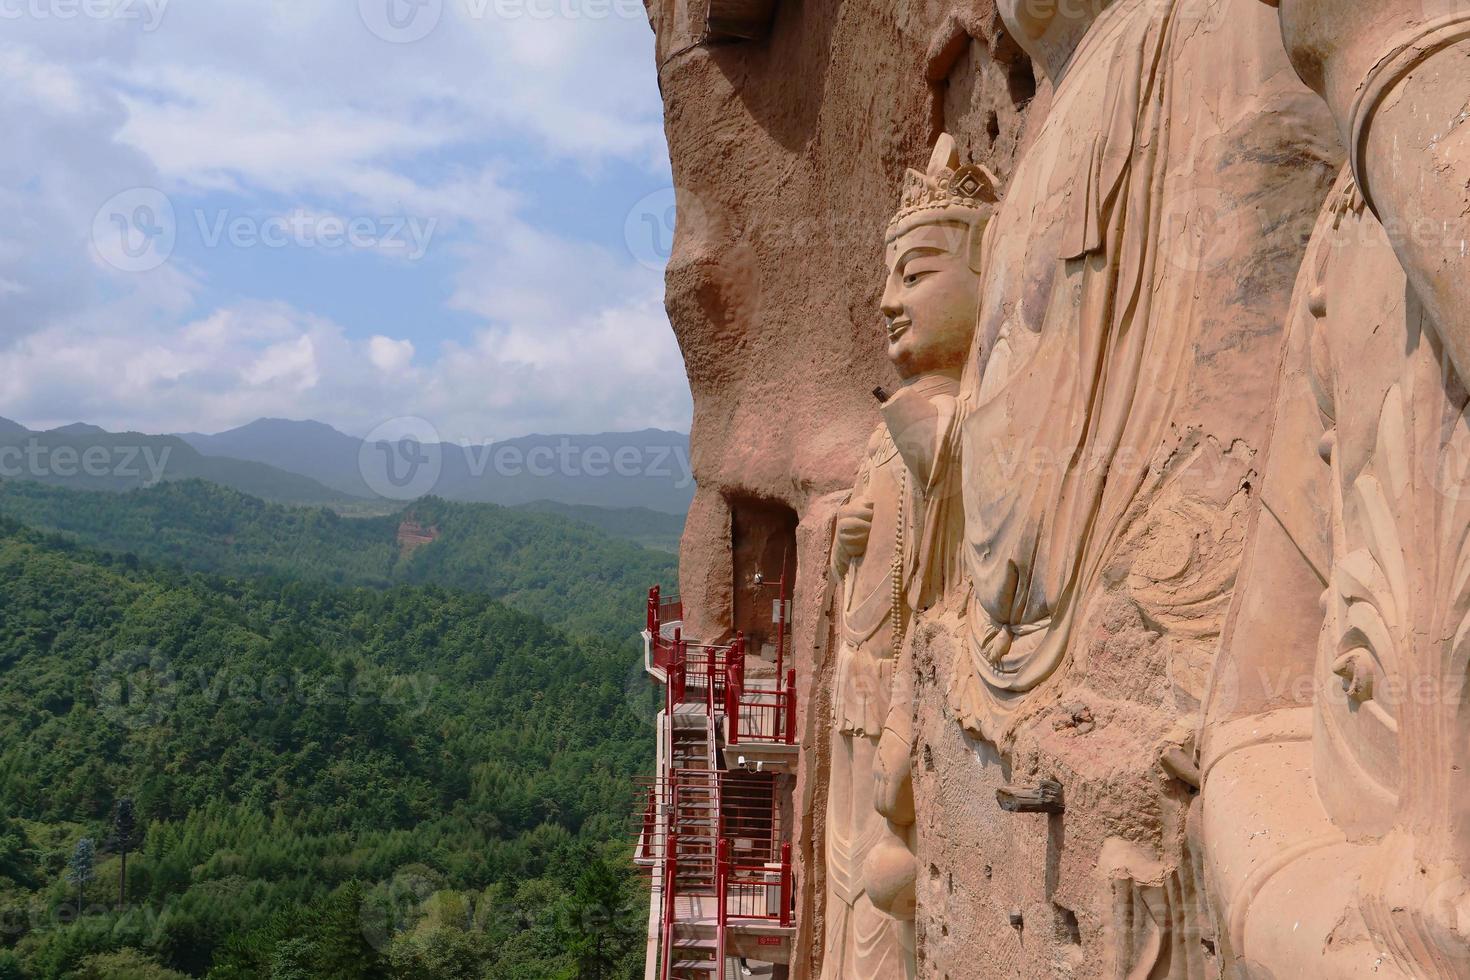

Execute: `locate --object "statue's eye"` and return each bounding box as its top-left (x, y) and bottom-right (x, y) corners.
top-left (903, 273), bottom-right (922, 286)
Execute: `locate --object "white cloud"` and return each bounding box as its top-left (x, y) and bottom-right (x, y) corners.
top-left (0, 3), bottom-right (689, 441)
top-left (368, 335), bottom-right (415, 373)
top-left (0, 294), bottom-right (688, 440)
top-left (244, 335), bottom-right (319, 391)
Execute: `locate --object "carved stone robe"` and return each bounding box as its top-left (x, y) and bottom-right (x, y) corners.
top-left (823, 374), bottom-right (963, 980)
top-left (953, 0), bottom-right (1338, 748)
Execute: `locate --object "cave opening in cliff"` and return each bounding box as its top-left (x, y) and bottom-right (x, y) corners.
top-left (728, 494), bottom-right (798, 664)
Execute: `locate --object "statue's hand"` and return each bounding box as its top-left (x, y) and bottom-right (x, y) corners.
top-left (834, 498), bottom-right (875, 573)
top-left (873, 727), bottom-right (915, 825)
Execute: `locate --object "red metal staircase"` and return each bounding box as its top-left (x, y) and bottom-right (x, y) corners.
top-left (637, 585), bottom-right (798, 980)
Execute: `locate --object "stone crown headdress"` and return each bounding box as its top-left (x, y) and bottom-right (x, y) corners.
top-left (886, 133), bottom-right (1001, 242)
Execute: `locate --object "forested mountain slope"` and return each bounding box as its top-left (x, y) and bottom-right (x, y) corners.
top-left (0, 480), bottom-right (677, 640)
top-left (0, 520), bottom-right (654, 979)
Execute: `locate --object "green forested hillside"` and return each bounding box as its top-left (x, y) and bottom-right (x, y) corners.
top-left (512, 502), bottom-right (683, 554)
top-left (0, 481), bottom-right (676, 640)
top-left (0, 520), bottom-right (656, 979)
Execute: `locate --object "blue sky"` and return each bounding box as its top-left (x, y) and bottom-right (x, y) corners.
top-left (0, 0), bottom-right (692, 444)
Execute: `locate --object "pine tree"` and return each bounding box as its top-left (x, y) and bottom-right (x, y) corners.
top-left (312, 881), bottom-right (388, 980)
top-left (111, 797), bottom-right (139, 908)
top-left (558, 858), bottom-right (634, 980)
top-left (66, 837), bottom-right (96, 911)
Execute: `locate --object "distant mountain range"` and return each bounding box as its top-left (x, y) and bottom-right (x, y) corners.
top-left (0, 416), bottom-right (695, 514)
top-left (0, 419), bottom-right (344, 504)
top-left (180, 418), bottom-right (694, 514)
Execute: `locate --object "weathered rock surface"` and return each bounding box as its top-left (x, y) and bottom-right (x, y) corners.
top-left (647, 3), bottom-right (1036, 971)
top-left (644, 0), bottom-right (1470, 977)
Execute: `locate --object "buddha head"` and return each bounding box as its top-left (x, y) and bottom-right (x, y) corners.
top-left (881, 134), bottom-right (999, 381)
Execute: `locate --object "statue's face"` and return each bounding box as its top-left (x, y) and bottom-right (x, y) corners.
top-left (881, 222), bottom-right (981, 379)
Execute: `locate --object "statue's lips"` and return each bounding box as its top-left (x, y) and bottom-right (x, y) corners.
top-left (887, 321), bottom-right (911, 343)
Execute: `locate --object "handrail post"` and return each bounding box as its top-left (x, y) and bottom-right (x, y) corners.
top-left (662, 833), bottom-right (679, 980)
top-left (784, 669), bottom-right (798, 745)
top-left (727, 663), bottom-right (741, 746)
top-left (779, 842), bottom-right (793, 928)
top-left (775, 570), bottom-right (787, 679)
top-left (707, 654), bottom-right (716, 718)
top-left (716, 839), bottom-right (729, 964)
top-left (649, 585), bottom-right (659, 635)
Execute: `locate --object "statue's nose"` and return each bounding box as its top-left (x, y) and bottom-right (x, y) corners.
top-left (880, 278), bottom-right (903, 320)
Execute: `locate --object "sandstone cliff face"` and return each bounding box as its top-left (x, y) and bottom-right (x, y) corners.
top-left (647, 1), bottom-right (1038, 972)
top-left (650, 0), bottom-right (1035, 640)
top-left (651, 2), bottom-right (1470, 977)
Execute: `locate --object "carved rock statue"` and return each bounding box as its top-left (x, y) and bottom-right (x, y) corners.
top-left (821, 135), bottom-right (997, 980)
top-left (906, 0), bottom-right (1337, 975)
top-left (951, 0), bottom-right (1337, 750)
top-left (1201, 2), bottom-right (1470, 975)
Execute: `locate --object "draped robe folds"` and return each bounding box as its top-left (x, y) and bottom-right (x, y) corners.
top-left (953, 0), bottom-right (1336, 747)
top-left (823, 374), bottom-right (964, 980)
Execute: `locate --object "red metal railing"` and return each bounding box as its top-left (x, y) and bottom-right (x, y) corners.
top-left (715, 839), bottom-right (729, 965)
top-left (773, 571), bottom-right (787, 681)
top-left (647, 585), bottom-right (683, 635)
top-left (640, 583), bottom-right (799, 977)
top-left (661, 833), bottom-right (678, 979)
top-left (661, 632), bottom-right (737, 711)
top-left (725, 666), bottom-right (798, 746)
top-left (639, 790), bottom-right (658, 862)
top-left (648, 586), bottom-right (685, 674)
top-left (636, 773), bottom-right (789, 978)
top-left (718, 841), bottom-right (793, 927)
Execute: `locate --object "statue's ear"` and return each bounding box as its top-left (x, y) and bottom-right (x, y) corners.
top-left (929, 133), bottom-right (961, 175)
top-left (966, 216), bottom-right (989, 274)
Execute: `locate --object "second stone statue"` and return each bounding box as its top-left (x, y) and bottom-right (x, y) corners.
top-left (821, 134), bottom-right (999, 980)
